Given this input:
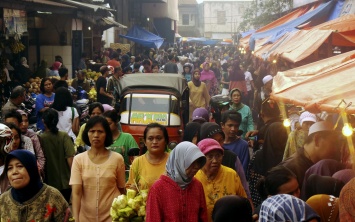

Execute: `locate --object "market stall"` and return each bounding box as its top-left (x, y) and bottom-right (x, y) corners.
top-left (271, 49), bottom-right (355, 113)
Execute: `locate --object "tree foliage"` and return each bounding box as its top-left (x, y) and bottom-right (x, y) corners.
top-left (238, 0), bottom-right (292, 32)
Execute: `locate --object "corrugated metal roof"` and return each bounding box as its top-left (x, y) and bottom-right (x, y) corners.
top-left (58, 0), bottom-right (115, 12)
top-left (101, 17), bottom-right (127, 28)
top-left (23, 0), bottom-right (76, 8)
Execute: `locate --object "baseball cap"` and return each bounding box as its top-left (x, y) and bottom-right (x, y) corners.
top-left (192, 108), bottom-right (209, 123)
top-left (197, 138), bottom-right (224, 155)
top-left (200, 122), bottom-right (225, 140)
top-left (262, 75), bottom-right (273, 85)
top-left (308, 121), bottom-right (334, 136)
top-left (299, 111), bottom-right (317, 126)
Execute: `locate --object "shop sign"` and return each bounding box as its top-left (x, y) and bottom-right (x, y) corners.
top-left (3, 8), bottom-right (27, 35)
top-left (130, 112), bottom-right (168, 125)
top-left (340, 0), bottom-right (355, 16)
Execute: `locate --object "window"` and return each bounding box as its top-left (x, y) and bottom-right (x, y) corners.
top-left (121, 94), bottom-right (180, 126)
top-left (239, 6), bottom-right (245, 14)
top-left (217, 11), bottom-right (226, 25)
top-left (182, 14), bottom-right (189, 25)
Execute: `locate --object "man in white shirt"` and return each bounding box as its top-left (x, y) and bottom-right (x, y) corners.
top-left (241, 64), bottom-right (255, 107)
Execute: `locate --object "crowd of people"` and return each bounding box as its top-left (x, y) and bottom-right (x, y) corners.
top-left (0, 44), bottom-right (354, 222)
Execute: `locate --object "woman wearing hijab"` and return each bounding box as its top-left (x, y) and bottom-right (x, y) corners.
top-left (200, 62), bottom-right (217, 96)
top-left (301, 159), bottom-right (345, 200)
top-left (212, 195), bottom-right (253, 222)
top-left (228, 88), bottom-right (254, 139)
top-left (304, 174), bottom-right (344, 201)
top-left (306, 194), bottom-right (339, 222)
top-left (188, 69), bottom-right (210, 121)
top-left (48, 61), bottom-right (61, 77)
top-left (339, 178), bottom-right (355, 221)
top-left (195, 138), bottom-right (247, 222)
top-left (146, 142), bottom-right (208, 222)
top-left (0, 150), bottom-right (72, 221)
top-left (14, 57), bottom-right (32, 85)
top-left (332, 169), bottom-right (355, 185)
top-left (199, 122), bottom-right (251, 201)
top-left (259, 194), bottom-right (320, 222)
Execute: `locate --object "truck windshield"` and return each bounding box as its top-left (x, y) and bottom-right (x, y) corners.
top-left (120, 93), bottom-right (180, 126)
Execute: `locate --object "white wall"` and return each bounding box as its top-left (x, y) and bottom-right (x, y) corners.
top-left (203, 1), bottom-right (251, 36)
top-left (103, 27), bottom-right (115, 48)
top-left (142, 0), bottom-right (179, 20)
top-left (28, 45), bottom-right (73, 79)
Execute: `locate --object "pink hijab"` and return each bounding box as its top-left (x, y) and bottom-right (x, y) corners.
top-left (200, 62), bottom-right (215, 81)
top-left (52, 61), bottom-right (62, 70)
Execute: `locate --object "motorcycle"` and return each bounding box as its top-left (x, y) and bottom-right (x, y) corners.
top-left (21, 93), bottom-right (37, 131)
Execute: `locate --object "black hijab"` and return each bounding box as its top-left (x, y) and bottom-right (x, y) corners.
top-left (192, 70), bottom-right (201, 87)
top-left (183, 122), bottom-right (201, 143)
top-left (304, 174), bottom-right (344, 201)
top-left (5, 150), bottom-right (43, 203)
top-left (212, 195), bottom-right (253, 222)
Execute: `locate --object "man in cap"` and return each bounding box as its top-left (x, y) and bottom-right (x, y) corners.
top-left (262, 75), bottom-right (273, 100)
top-left (253, 74), bottom-right (273, 121)
top-left (280, 121), bottom-right (342, 190)
top-left (283, 111), bottom-right (317, 160)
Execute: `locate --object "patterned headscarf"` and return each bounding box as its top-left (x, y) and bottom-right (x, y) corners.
top-left (306, 195), bottom-right (339, 222)
top-left (260, 194), bottom-right (320, 222)
top-left (339, 178), bottom-right (355, 220)
top-left (165, 141), bottom-right (206, 190)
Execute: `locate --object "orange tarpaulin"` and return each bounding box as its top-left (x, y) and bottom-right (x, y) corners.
top-left (238, 5), bottom-right (317, 49)
top-left (269, 15), bottom-right (355, 64)
top-left (271, 50), bottom-right (355, 114)
top-left (278, 29), bottom-right (333, 63)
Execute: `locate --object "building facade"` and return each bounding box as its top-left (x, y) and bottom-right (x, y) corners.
top-left (126, 0), bottom-right (178, 45)
top-left (199, 0), bottom-right (252, 39)
top-left (177, 0), bottom-right (200, 37)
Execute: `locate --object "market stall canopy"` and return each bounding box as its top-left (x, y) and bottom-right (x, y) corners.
top-left (271, 50), bottom-right (355, 114)
top-left (268, 14), bottom-right (355, 64)
top-left (99, 17), bottom-right (127, 29)
top-left (119, 25), bottom-right (164, 49)
top-left (248, 0), bottom-right (335, 51)
top-left (239, 3), bottom-right (321, 49)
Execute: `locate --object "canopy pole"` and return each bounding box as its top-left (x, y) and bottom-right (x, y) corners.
top-left (278, 101), bottom-right (291, 135)
top-left (340, 111), bottom-right (355, 170)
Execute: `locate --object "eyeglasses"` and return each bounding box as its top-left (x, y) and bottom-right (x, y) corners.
top-left (205, 153), bottom-right (223, 161)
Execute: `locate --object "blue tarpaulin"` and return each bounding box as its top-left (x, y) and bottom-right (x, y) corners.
top-left (119, 25), bottom-right (164, 49)
top-left (328, 0), bottom-right (345, 21)
top-left (249, 0), bottom-right (335, 51)
top-left (241, 30), bottom-right (255, 38)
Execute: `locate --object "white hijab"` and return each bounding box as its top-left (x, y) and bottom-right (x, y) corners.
top-left (166, 141), bottom-right (206, 189)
